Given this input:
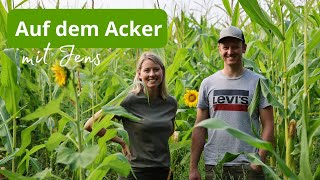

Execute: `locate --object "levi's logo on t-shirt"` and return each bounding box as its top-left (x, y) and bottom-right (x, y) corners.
top-left (212, 89), bottom-right (249, 111)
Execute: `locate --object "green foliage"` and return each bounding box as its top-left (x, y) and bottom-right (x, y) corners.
top-left (101, 105), bottom-right (141, 122)
top-left (21, 91), bottom-right (65, 121)
top-left (86, 153), bottom-right (131, 180)
top-left (196, 118), bottom-right (273, 151)
top-left (238, 0), bottom-right (285, 41)
top-left (0, 49), bottom-right (21, 115)
top-left (0, 0), bottom-right (319, 179)
top-left (45, 132), bottom-right (67, 151)
top-left (56, 145), bottom-right (99, 170)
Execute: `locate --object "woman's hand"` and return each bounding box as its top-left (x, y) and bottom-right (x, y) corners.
top-left (120, 142), bottom-right (132, 160)
top-left (250, 164), bottom-right (262, 172)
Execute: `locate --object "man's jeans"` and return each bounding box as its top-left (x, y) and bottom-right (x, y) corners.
top-left (205, 164), bottom-right (265, 180)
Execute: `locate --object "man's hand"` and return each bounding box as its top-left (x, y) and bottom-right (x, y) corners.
top-left (250, 164), bottom-right (262, 172)
top-left (189, 108), bottom-right (208, 180)
top-left (189, 168), bottom-right (201, 180)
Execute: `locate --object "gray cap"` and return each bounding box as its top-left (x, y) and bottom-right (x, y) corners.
top-left (218, 26), bottom-right (245, 43)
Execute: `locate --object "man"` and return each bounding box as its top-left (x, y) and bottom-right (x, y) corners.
top-left (189, 26), bottom-right (274, 180)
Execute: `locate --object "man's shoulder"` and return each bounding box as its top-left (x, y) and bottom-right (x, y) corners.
top-left (202, 71), bottom-right (221, 82)
top-left (244, 68), bottom-right (266, 80)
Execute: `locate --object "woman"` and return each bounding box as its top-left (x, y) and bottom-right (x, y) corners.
top-left (84, 52), bottom-right (177, 180)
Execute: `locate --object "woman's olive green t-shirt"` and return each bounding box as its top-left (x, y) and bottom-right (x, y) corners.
top-left (120, 92), bottom-right (177, 168)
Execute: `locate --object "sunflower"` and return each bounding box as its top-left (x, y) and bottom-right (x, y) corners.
top-left (184, 90), bottom-right (198, 108)
top-left (51, 64), bottom-right (67, 86)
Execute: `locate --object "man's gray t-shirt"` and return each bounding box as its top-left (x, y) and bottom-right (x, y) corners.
top-left (197, 69), bottom-right (270, 165)
top-left (120, 92), bottom-right (177, 168)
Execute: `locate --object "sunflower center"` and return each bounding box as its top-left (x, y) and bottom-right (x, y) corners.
top-left (189, 95), bottom-right (196, 102)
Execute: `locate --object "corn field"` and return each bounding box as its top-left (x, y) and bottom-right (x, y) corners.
top-left (0, 0), bottom-right (320, 179)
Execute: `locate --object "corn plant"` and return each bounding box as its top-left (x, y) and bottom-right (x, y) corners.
top-left (0, 0), bottom-right (319, 179)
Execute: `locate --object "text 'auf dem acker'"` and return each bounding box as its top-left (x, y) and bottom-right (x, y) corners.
top-left (15, 20), bottom-right (163, 37)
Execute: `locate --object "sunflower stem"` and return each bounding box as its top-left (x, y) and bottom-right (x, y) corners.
top-left (72, 70), bottom-right (83, 180)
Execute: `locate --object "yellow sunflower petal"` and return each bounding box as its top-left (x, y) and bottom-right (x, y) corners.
top-left (183, 90), bottom-right (199, 108)
top-left (51, 64), bottom-right (67, 87)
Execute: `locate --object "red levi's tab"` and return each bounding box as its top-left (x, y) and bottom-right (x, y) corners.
top-left (214, 104), bottom-right (248, 112)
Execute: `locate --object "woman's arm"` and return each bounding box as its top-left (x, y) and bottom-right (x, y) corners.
top-left (84, 109), bottom-right (131, 158)
top-left (84, 109), bottom-right (106, 136)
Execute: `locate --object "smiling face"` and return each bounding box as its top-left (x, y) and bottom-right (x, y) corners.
top-left (138, 59), bottom-right (163, 93)
top-left (218, 37), bottom-right (246, 67)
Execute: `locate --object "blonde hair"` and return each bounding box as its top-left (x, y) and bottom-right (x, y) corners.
top-left (131, 51), bottom-right (168, 99)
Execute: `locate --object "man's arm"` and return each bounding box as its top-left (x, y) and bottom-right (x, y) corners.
top-left (251, 105), bottom-right (274, 172)
top-left (259, 105), bottom-right (274, 162)
top-left (189, 108), bottom-right (209, 180)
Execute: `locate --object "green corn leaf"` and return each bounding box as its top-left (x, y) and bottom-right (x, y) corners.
top-left (248, 79), bottom-right (260, 117)
top-left (45, 132), bottom-right (67, 151)
top-left (299, 96), bottom-right (313, 178)
top-left (86, 153), bottom-right (131, 180)
top-left (58, 117), bottom-right (70, 133)
top-left (231, 2), bottom-right (240, 26)
top-left (195, 118), bottom-right (273, 151)
top-left (0, 148), bottom-right (18, 165)
top-left (218, 152), bottom-right (240, 165)
top-left (6, 0), bottom-right (12, 11)
top-left (167, 19), bottom-right (174, 40)
top-left (107, 71), bottom-right (129, 88)
top-left (17, 144), bottom-right (45, 172)
top-left (308, 118), bottom-right (320, 146)
top-left (222, 0), bottom-right (232, 17)
top-left (93, 48), bottom-right (123, 76)
top-left (281, 1), bottom-right (302, 20)
top-left (0, 97), bottom-right (13, 153)
top-left (101, 105), bottom-right (140, 122)
top-left (243, 57), bottom-right (260, 72)
top-left (56, 145), bottom-right (99, 170)
top-left (308, 68), bottom-right (320, 87)
top-left (29, 157), bottom-right (41, 175)
top-left (311, 9), bottom-right (320, 26)
top-left (0, 49), bottom-right (21, 116)
top-left (259, 78), bottom-right (284, 116)
top-left (16, 117), bottom-right (48, 156)
top-left (14, 0), bottom-right (28, 8)
top-left (14, 0), bottom-right (28, 9)
top-left (104, 82), bottom-right (139, 107)
top-left (196, 117), bottom-right (297, 179)
top-left (169, 140), bottom-right (191, 153)
top-left (0, 169), bottom-right (34, 180)
top-left (175, 120), bottom-right (192, 131)
top-left (93, 128), bottom-right (118, 165)
top-left (32, 168), bottom-right (62, 180)
top-left (0, 2), bottom-right (7, 41)
top-left (258, 60), bottom-right (267, 74)
top-left (117, 128), bottom-right (129, 146)
top-left (84, 119), bottom-right (113, 144)
top-left (22, 91), bottom-right (64, 121)
top-left (314, 164), bottom-right (320, 180)
top-left (307, 29), bottom-right (320, 54)
top-left (166, 48), bottom-right (189, 84)
top-left (174, 78), bottom-right (184, 102)
top-left (238, 0), bottom-right (285, 41)
top-left (246, 153), bottom-right (280, 179)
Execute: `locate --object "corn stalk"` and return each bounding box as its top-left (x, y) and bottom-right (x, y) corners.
top-left (279, 3), bottom-right (294, 176)
top-left (298, 0), bottom-right (313, 178)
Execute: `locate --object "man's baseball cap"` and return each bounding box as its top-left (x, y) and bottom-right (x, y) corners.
top-left (218, 26), bottom-right (245, 43)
